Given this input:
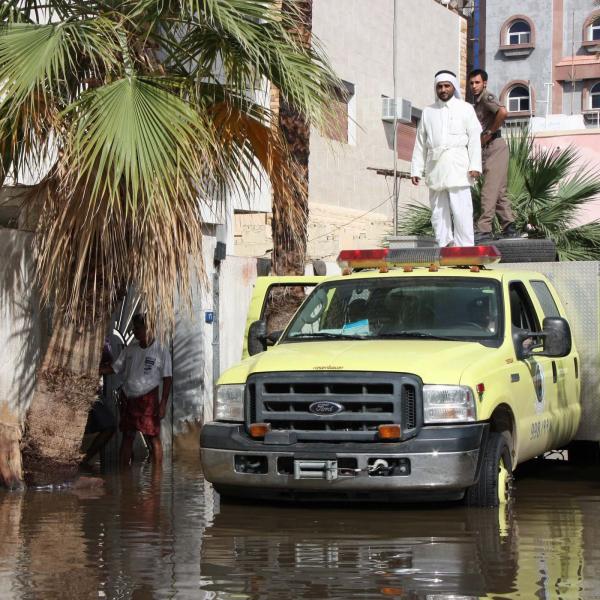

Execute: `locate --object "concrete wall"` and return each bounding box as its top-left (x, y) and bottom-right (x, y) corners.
top-left (534, 130), bottom-right (600, 224)
top-left (0, 229), bottom-right (41, 427)
top-left (171, 235), bottom-right (217, 431)
top-left (219, 256), bottom-right (258, 374)
top-left (171, 243), bottom-right (258, 430)
top-left (563, 0), bottom-right (597, 52)
top-left (309, 0), bottom-right (465, 218)
top-left (484, 0), bottom-right (553, 115)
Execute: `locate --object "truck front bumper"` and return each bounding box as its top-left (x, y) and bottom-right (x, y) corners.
top-left (200, 422), bottom-right (488, 501)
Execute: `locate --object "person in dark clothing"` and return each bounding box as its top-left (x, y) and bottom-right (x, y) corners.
top-left (81, 400), bottom-right (116, 467)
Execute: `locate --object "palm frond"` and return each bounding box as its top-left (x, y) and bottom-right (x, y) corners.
top-left (0, 0), bottom-right (342, 334)
top-left (63, 76), bottom-right (216, 213)
top-left (177, 0), bottom-right (341, 128)
top-left (0, 20), bottom-right (119, 106)
top-left (35, 74), bottom-right (224, 328)
top-left (397, 203), bottom-right (434, 237)
top-left (399, 131), bottom-right (600, 261)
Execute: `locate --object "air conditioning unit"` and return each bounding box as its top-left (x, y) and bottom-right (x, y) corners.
top-left (382, 97), bottom-right (412, 123)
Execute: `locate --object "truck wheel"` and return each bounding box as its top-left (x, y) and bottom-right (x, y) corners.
top-left (465, 432), bottom-right (514, 508)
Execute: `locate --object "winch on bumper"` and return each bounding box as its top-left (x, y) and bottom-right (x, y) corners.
top-left (200, 422), bottom-right (488, 500)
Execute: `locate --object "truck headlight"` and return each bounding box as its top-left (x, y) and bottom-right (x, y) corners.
top-left (423, 385), bottom-right (476, 423)
top-left (214, 384), bottom-right (245, 421)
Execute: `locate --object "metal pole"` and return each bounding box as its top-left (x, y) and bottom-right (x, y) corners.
top-left (392, 0), bottom-right (399, 235)
top-left (570, 10), bottom-right (575, 115)
top-left (212, 265), bottom-right (220, 408)
top-left (544, 82), bottom-right (554, 126)
top-left (473, 0), bottom-right (480, 70)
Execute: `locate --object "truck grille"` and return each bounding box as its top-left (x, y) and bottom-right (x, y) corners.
top-left (245, 372), bottom-right (421, 442)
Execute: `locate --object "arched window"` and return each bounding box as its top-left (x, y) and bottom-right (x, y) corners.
top-left (507, 20), bottom-right (531, 45)
top-left (508, 86), bottom-right (530, 113)
top-left (591, 83), bottom-right (600, 109)
top-left (590, 17), bottom-right (600, 41)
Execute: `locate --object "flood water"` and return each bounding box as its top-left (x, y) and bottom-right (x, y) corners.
top-left (1, 455), bottom-right (600, 599)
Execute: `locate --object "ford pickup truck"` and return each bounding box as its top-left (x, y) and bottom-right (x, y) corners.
top-left (201, 246), bottom-right (589, 506)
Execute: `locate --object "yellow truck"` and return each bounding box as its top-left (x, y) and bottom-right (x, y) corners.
top-left (201, 246), bottom-right (586, 506)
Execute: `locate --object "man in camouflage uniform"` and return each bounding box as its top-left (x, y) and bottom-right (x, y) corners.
top-left (468, 69), bottom-right (518, 242)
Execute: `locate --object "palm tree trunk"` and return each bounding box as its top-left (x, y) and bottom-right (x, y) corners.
top-left (21, 320), bottom-right (106, 486)
top-left (0, 420), bottom-right (23, 489)
top-left (271, 0), bottom-right (312, 276)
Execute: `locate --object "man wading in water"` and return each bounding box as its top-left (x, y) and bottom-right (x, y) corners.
top-left (100, 314), bottom-right (172, 466)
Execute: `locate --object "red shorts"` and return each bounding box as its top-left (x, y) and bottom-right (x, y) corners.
top-left (119, 388), bottom-right (160, 437)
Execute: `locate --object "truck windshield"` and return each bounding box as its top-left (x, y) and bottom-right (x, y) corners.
top-left (282, 277), bottom-right (503, 344)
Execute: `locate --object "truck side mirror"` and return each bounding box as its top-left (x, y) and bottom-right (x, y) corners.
top-left (248, 320), bottom-right (267, 356)
top-left (539, 316), bottom-right (571, 358)
top-left (513, 316), bottom-right (572, 360)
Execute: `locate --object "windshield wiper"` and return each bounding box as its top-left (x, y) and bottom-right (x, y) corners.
top-left (286, 332), bottom-right (367, 340)
top-left (375, 331), bottom-right (464, 341)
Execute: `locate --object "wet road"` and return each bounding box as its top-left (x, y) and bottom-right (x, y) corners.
top-left (1, 455), bottom-right (600, 599)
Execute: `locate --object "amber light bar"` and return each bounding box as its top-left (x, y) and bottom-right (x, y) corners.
top-left (337, 246), bottom-right (501, 270)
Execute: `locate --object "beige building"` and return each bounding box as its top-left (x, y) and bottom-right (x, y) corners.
top-left (234, 0), bottom-right (468, 261)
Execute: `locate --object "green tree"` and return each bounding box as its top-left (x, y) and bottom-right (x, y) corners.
top-left (398, 133), bottom-right (600, 261)
top-left (0, 0), bottom-right (340, 486)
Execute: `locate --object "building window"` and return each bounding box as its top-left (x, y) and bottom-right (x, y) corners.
top-left (322, 80), bottom-right (355, 144)
top-left (507, 20), bottom-right (531, 45)
top-left (590, 17), bottom-right (600, 41)
top-left (508, 86), bottom-right (530, 113)
top-left (591, 83), bottom-right (600, 109)
top-left (396, 118), bottom-right (418, 162)
top-left (499, 15), bottom-right (535, 57)
top-left (582, 11), bottom-right (600, 51)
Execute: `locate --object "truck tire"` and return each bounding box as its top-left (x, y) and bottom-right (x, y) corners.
top-left (465, 432), bottom-right (514, 508)
top-left (483, 238), bottom-right (558, 263)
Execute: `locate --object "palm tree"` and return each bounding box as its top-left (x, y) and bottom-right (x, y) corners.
top-left (0, 0), bottom-right (340, 486)
top-left (272, 0), bottom-right (312, 277)
top-left (398, 132), bottom-right (600, 261)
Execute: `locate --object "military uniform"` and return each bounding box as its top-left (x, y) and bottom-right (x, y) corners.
top-left (473, 91), bottom-right (515, 235)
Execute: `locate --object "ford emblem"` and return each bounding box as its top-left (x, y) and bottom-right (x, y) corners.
top-left (309, 401), bottom-right (344, 416)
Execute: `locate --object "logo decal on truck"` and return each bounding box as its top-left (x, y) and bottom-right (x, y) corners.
top-left (309, 401), bottom-right (345, 416)
top-left (532, 361), bottom-right (545, 413)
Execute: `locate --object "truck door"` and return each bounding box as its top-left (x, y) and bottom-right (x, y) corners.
top-left (243, 276), bottom-right (325, 359)
top-left (508, 281), bottom-right (557, 460)
top-left (529, 279), bottom-right (580, 448)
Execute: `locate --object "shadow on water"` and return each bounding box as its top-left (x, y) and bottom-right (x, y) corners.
top-left (0, 457), bottom-right (600, 599)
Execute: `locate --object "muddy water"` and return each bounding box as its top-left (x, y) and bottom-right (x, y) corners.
top-left (1, 457), bottom-right (600, 600)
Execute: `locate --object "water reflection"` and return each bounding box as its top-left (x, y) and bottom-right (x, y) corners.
top-left (0, 459), bottom-right (599, 599)
top-left (200, 502), bottom-right (517, 599)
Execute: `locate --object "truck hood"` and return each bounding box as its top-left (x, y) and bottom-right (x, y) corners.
top-left (222, 339), bottom-right (496, 386)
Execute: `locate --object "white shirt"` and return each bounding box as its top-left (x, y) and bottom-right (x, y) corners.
top-left (411, 96), bottom-right (482, 191)
top-left (113, 340), bottom-right (172, 397)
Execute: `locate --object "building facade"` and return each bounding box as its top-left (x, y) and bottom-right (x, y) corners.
top-left (477, 0), bottom-right (600, 128)
top-left (233, 0), bottom-right (468, 260)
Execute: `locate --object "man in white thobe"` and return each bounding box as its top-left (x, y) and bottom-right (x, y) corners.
top-left (411, 70), bottom-right (482, 247)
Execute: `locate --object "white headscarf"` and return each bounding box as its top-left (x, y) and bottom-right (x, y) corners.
top-left (434, 70), bottom-right (461, 100)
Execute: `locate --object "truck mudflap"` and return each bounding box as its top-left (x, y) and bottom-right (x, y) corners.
top-left (200, 422), bottom-right (488, 500)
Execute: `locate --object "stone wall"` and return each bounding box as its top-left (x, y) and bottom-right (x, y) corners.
top-left (234, 201), bottom-right (392, 262)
